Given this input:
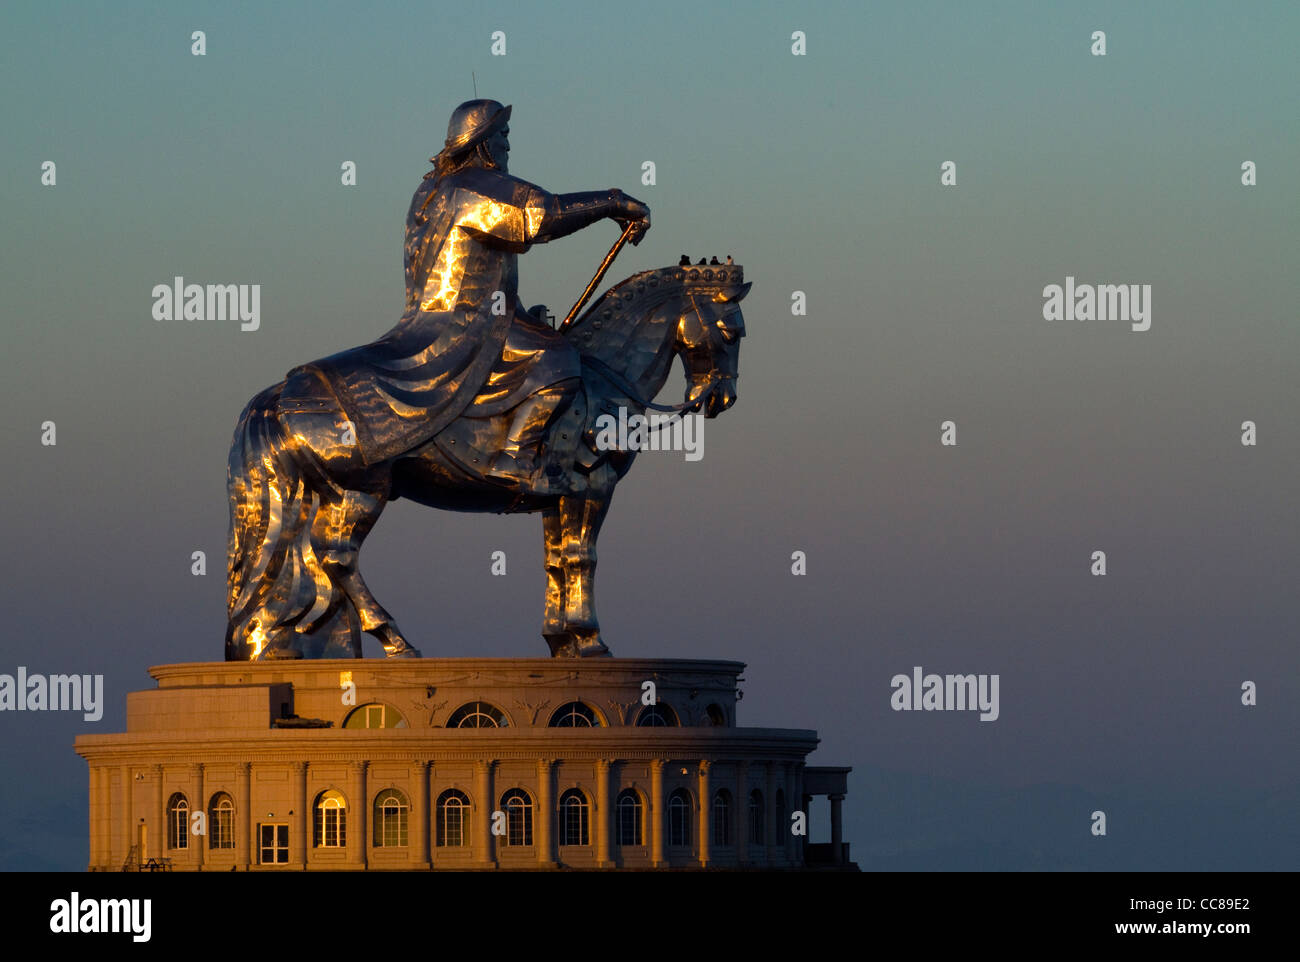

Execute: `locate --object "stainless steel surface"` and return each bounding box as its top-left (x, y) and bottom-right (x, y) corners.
top-left (227, 100), bottom-right (747, 660)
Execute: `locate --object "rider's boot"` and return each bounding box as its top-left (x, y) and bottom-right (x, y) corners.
top-left (485, 380), bottom-right (578, 496)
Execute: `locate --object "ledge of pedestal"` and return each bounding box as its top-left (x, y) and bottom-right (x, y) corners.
top-left (90, 657), bottom-right (755, 735)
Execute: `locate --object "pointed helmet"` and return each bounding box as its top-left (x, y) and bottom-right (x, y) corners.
top-left (442, 99), bottom-right (512, 154)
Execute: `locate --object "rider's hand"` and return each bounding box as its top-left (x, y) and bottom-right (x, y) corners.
top-left (621, 195), bottom-right (650, 221)
top-left (612, 190), bottom-right (651, 245)
top-left (626, 211), bottom-right (650, 245)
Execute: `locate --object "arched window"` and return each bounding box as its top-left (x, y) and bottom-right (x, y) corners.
top-left (668, 788), bottom-right (692, 847)
top-left (748, 789), bottom-right (764, 845)
top-left (314, 790), bottom-right (347, 848)
top-left (558, 788), bottom-right (590, 846)
top-left (373, 788), bottom-right (408, 847)
top-left (436, 789), bottom-right (470, 848)
top-left (775, 789), bottom-right (786, 840)
top-left (548, 702), bottom-right (600, 727)
top-left (705, 703), bottom-right (727, 726)
top-left (343, 703), bottom-right (407, 729)
top-left (446, 701), bottom-right (509, 728)
top-left (635, 703), bottom-right (679, 727)
top-left (501, 789), bottom-right (533, 846)
top-left (167, 793), bottom-right (189, 850)
top-left (617, 789), bottom-right (643, 846)
top-left (209, 792), bottom-right (235, 850)
top-left (712, 789), bottom-right (732, 847)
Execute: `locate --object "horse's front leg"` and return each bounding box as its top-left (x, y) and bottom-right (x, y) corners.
top-left (541, 506), bottom-right (571, 655)
top-left (557, 491), bottom-right (613, 657)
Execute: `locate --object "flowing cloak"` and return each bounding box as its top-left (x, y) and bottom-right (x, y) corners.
top-left (286, 166), bottom-right (576, 465)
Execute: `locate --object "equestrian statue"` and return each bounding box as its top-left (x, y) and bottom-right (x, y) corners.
top-left (225, 99), bottom-right (749, 660)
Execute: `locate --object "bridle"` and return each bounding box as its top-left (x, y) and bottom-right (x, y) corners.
top-left (580, 354), bottom-right (723, 419)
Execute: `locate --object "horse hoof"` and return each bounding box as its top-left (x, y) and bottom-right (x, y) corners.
top-left (545, 633), bottom-right (579, 658)
top-left (386, 645), bottom-right (422, 658)
top-left (572, 631), bottom-right (611, 658)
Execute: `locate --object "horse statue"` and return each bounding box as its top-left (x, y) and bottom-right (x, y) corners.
top-left (225, 260), bottom-right (748, 659)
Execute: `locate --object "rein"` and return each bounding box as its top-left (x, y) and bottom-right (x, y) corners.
top-left (579, 354), bottom-right (716, 423)
top-left (563, 234), bottom-right (729, 428)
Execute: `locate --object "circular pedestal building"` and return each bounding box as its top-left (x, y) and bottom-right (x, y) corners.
top-left (75, 658), bottom-right (853, 870)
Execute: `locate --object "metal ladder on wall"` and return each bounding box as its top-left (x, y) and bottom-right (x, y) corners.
top-left (121, 844), bottom-right (139, 872)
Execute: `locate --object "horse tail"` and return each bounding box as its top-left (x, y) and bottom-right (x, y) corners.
top-left (225, 382), bottom-right (340, 660)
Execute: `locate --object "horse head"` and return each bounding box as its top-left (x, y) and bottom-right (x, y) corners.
top-left (569, 259), bottom-right (750, 419)
top-left (675, 264), bottom-right (750, 418)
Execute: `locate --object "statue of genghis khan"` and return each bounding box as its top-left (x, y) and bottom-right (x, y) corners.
top-left (227, 96), bottom-right (747, 662)
top-left (289, 99), bottom-right (651, 496)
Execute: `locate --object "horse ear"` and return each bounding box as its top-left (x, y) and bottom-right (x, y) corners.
top-left (729, 282), bottom-right (752, 302)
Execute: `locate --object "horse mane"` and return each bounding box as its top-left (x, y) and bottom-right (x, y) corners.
top-left (565, 262), bottom-right (746, 357)
top-left (567, 268), bottom-right (673, 331)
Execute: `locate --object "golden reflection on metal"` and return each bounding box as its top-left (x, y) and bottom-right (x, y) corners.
top-left (226, 99), bottom-right (748, 661)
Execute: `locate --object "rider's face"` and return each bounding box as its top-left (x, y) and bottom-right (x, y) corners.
top-left (485, 124), bottom-right (510, 171)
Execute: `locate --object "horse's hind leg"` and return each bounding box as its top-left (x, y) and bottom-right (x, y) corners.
top-left (311, 486), bottom-right (421, 658)
top-left (280, 368), bottom-right (420, 658)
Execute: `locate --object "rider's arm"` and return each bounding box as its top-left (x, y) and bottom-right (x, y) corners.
top-left (453, 169), bottom-right (648, 250)
top-left (532, 190), bottom-right (641, 243)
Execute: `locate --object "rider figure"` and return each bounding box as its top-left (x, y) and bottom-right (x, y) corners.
top-left (293, 99), bottom-right (650, 496)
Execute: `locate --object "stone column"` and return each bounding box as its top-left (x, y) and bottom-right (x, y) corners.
top-left (120, 765), bottom-right (132, 869)
top-left (236, 762), bottom-right (251, 870)
top-left (595, 759), bottom-right (611, 867)
top-left (474, 760), bottom-right (494, 867)
top-left (649, 758), bottom-right (665, 867)
top-left (536, 759), bottom-right (555, 868)
top-left (801, 791), bottom-right (812, 864)
top-left (735, 761), bottom-right (749, 865)
top-left (292, 762), bottom-right (308, 869)
top-left (411, 761), bottom-right (430, 869)
top-left (697, 761), bottom-right (711, 868)
top-left (104, 767), bottom-right (115, 869)
top-left (764, 762), bottom-right (778, 867)
top-left (350, 761), bottom-right (368, 869)
top-left (798, 760), bottom-right (810, 865)
top-left (86, 767), bottom-right (98, 870)
top-left (150, 765), bottom-right (164, 864)
top-left (427, 763), bottom-right (438, 866)
top-left (783, 763), bottom-right (797, 865)
top-left (88, 767), bottom-right (99, 871)
top-left (830, 793), bottom-right (845, 864)
top-left (87, 767), bottom-right (101, 870)
top-left (192, 763), bottom-right (206, 871)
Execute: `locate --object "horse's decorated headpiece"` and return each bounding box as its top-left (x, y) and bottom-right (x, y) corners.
top-left (668, 256), bottom-right (746, 296)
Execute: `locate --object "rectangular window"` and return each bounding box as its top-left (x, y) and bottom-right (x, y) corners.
top-left (211, 810), bottom-right (235, 850)
top-left (669, 806), bottom-right (690, 847)
top-left (170, 808), bottom-right (189, 850)
top-left (507, 807), bottom-right (532, 846)
top-left (258, 824), bottom-right (289, 864)
top-left (319, 808), bottom-right (345, 847)
top-left (561, 806), bottom-right (588, 846)
top-left (712, 806), bottom-right (729, 847)
top-left (438, 806), bottom-right (465, 847)
top-left (618, 806), bottom-right (642, 846)
top-left (377, 806), bottom-right (408, 847)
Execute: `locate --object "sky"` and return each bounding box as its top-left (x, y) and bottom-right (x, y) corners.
top-left (1, 0), bottom-right (1296, 870)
